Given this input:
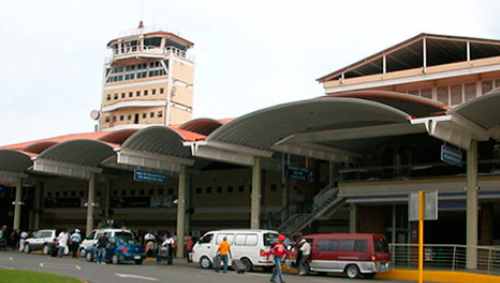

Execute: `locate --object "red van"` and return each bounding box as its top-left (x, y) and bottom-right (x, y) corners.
top-left (304, 233), bottom-right (390, 279)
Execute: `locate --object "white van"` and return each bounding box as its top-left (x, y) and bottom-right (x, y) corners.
top-left (192, 229), bottom-right (279, 271)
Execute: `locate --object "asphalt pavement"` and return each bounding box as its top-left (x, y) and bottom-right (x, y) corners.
top-left (0, 251), bottom-right (407, 283)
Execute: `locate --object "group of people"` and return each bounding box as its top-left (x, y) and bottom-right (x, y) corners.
top-left (54, 229), bottom-right (82, 258)
top-left (213, 233), bottom-right (310, 283)
top-left (143, 231), bottom-right (195, 264)
top-left (0, 225), bottom-right (24, 251)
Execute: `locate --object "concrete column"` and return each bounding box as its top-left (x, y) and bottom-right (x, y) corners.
top-left (251, 158), bottom-right (262, 229)
top-left (176, 167), bottom-right (187, 258)
top-left (391, 205), bottom-right (397, 244)
top-left (184, 175), bottom-right (192, 235)
top-left (86, 174), bottom-right (96, 237)
top-left (13, 178), bottom-right (23, 231)
top-left (103, 180), bottom-right (110, 219)
top-left (466, 140), bottom-right (478, 270)
top-left (349, 203), bottom-right (357, 233)
top-left (32, 182), bottom-right (42, 230)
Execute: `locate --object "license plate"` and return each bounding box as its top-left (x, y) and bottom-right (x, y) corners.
top-left (134, 256), bottom-right (141, 260)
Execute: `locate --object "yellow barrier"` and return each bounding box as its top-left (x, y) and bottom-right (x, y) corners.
top-left (376, 269), bottom-right (500, 283)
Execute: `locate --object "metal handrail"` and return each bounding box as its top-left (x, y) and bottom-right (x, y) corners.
top-left (389, 243), bottom-right (500, 274)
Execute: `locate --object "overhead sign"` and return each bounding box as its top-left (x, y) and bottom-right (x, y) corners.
top-left (409, 191), bottom-right (438, 221)
top-left (441, 144), bottom-right (463, 167)
top-left (134, 169), bottom-right (168, 184)
top-left (287, 166), bottom-right (313, 182)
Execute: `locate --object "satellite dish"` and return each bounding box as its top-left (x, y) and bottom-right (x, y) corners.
top-left (90, 110), bottom-right (101, 120)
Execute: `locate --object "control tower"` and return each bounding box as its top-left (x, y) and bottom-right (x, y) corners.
top-left (99, 22), bottom-right (194, 130)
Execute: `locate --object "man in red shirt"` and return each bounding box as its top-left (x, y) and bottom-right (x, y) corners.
top-left (269, 234), bottom-right (287, 283)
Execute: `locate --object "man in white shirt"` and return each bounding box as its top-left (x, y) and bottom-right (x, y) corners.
top-left (57, 230), bottom-right (69, 257)
top-left (19, 231), bottom-right (28, 252)
top-left (298, 238), bottom-right (311, 275)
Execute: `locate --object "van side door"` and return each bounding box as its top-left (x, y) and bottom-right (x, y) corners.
top-left (312, 239), bottom-right (342, 272)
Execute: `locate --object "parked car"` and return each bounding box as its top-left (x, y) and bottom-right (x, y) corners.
top-left (79, 228), bottom-right (132, 258)
top-left (304, 233), bottom-right (390, 279)
top-left (23, 229), bottom-right (57, 255)
top-left (84, 230), bottom-right (144, 264)
top-left (192, 229), bottom-right (279, 271)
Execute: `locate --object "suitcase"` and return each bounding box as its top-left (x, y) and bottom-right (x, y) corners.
top-left (213, 255), bottom-right (221, 272)
top-left (232, 259), bottom-right (246, 274)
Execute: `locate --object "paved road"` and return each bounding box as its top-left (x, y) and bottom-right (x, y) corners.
top-left (0, 251), bottom-right (406, 283)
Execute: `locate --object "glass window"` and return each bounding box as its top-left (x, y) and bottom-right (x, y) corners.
top-left (437, 87), bottom-right (449, 105)
top-left (238, 186), bottom-right (245, 192)
top-left (465, 83), bottom-right (477, 102)
top-left (227, 186), bottom-right (234, 193)
top-left (199, 234), bottom-right (213, 244)
top-left (217, 186), bottom-right (222, 193)
top-left (263, 233), bottom-right (278, 246)
top-left (120, 115), bottom-right (124, 121)
top-left (235, 235), bottom-right (246, 246)
top-left (375, 238), bottom-right (389, 253)
top-left (152, 89), bottom-right (156, 95)
top-left (482, 80), bottom-right (493, 95)
top-left (420, 88), bottom-right (432, 99)
top-left (450, 85), bottom-right (462, 105)
top-left (318, 239), bottom-right (337, 252)
top-left (196, 188), bottom-right (202, 194)
top-left (160, 88), bottom-right (164, 94)
top-left (338, 239), bottom-right (355, 251)
top-left (354, 240), bottom-right (368, 252)
top-left (114, 93), bottom-right (118, 100)
top-left (129, 92), bottom-right (133, 98)
top-left (142, 113), bottom-right (147, 119)
top-left (206, 187), bottom-right (212, 193)
top-left (107, 95), bottom-right (111, 101)
top-left (136, 91), bottom-right (141, 97)
top-left (112, 116), bottom-right (117, 122)
top-left (158, 111), bottom-right (163, 118)
top-left (127, 115), bottom-right (132, 120)
top-left (150, 112), bottom-right (155, 118)
top-left (246, 234), bottom-right (258, 246)
top-left (408, 90), bottom-right (419, 96)
top-left (105, 117), bottom-right (110, 123)
top-left (144, 90), bottom-right (148, 96)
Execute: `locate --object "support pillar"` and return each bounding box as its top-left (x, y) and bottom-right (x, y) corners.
top-left (176, 167), bottom-right (187, 258)
top-left (251, 158), bottom-right (262, 229)
top-left (86, 174), bottom-right (96, 237)
top-left (466, 140), bottom-right (478, 270)
top-left (103, 180), bottom-right (110, 219)
top-left (349, 203), bottom-right (357, 233)
top-left (32, 182), bottom-right (42, 230)
top-left (184, 175), bottom-right (192, 235)
top-left (13, 178), bottom-right (23, 231)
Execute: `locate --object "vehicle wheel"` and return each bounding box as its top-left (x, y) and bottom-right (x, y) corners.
top-left (240, 258), bottom-right (253, 272)
top-left (42, 245), bottom-right (49, 255)
top-left (345, 264), bottom-right (360, 279)
top-left (199, 256), bottom-right (212, 269)
top-left (363, 273), bottom-right (376, 279)
top-left (24, 244), bottom-right (31, 254)
top-left (112, 254), bottom-right (119, 265)
top-left (79, 248), bottom-right (86, 258)
top-left (135, 259), bottom-right (143, 265)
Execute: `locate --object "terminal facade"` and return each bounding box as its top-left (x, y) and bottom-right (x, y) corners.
top-left (1, 29), bottom-right (500, 269)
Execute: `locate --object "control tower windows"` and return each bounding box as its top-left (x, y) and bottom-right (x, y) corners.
top-left (121, 93), bottom-right (125, 98)
top-left (114, 93), bottom-right (118, 100)
top-left (129, 92), bottom-right (133, 98)
top-left (119, 115), bottom-right (124, 121)
top-left (134, 114), bottom-right (139, 124)
top-left (152, 89), bottom-right (156, 95)
top-left (158, 111), bottom-right (163, 118)
top-left (106, 94), bottom-right (111, 101)
top-left (160, 88), bottom-right (164, 94)
top-left (142, 113), bottom-right (147, 119)
top-left (150, 112), bottom-right (155, 118)
top-left (144, 90), bottom-right (148, 96)
top-left (144, 37), bottom-right (162, 48)
top-left (136, 91), bottom-right (141, 97)
top-left (127, 115), bottom-right (132, 121)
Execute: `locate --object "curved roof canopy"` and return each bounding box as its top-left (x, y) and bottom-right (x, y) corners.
top-left (331, 90), bottom-right (447, 118)
top-left (121, 126), bottom-right (204, 159)
top-left (452, 87), bottom-right (500, 129)
top-left (179, 118), bottom-right (224, 136)
top-left (0, 150), bottom-right (33, 173)
top-left (36, 140), bottom-right (115, 167)
top-left (207, 97), bottom-right (411, 151)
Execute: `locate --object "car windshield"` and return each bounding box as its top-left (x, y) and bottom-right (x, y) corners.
top-left (115, 232), bottom-right (134, 244)
top-left (263, 233), bottom-right (278, 246)
top-left (375, 238), bottom-right (389, 253)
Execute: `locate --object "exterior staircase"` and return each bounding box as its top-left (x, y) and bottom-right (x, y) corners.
top-left (277, 184), bottom-right (345, 235)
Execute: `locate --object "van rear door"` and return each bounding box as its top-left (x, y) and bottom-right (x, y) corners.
top-left (373, 236), bottom-right (390, 262)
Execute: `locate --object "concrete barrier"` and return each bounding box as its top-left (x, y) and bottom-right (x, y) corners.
top-left (376, 268), bottom-right (500, 283)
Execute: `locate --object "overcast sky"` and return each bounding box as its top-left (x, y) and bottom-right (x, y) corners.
top-left (0, 0), bottom-right (498, 145)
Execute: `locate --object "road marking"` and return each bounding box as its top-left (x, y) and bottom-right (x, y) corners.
top-left (40, 262), bottom-right (44, 268)
top-left (0, 265), bottom-right (14, 270)
top-left (115, 273), bottom-right (159, 281)
top-left (75, 265), bottom-right (81, 270)
top-left (8, 257), bottom-right (13, 261)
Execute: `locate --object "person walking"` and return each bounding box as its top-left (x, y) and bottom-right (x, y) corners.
top-left (19, 230), bottom-right (28, 252)
top-left (0, 225), bottom-right (7, 250)
top-left (70, 229), bottom-right (82, 258)
top-left (298, 237), bottom-right (311, 275)
top-left (161, 232), bottom-right (175, 265)
top-left (56, 230), bottom-right (69, 257)
top-left (217, 236), bottom-right (232, 273)
top-left (96, 233), bottom-right (108, 264)
top-left (185, 236), bottom-right (194, 263)
top-left (268, 234), bottom-right (288, 283)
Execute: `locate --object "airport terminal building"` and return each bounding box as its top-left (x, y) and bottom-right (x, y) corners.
top-left (1, 27), bottom-right (500, 268)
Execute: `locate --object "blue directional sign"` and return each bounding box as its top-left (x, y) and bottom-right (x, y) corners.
top-left (440, 144), bottom-right (463, 167)
top-left (134, 169), bottom-right (168, 184)
top-left (287, 166), bottom-right (314, 182)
